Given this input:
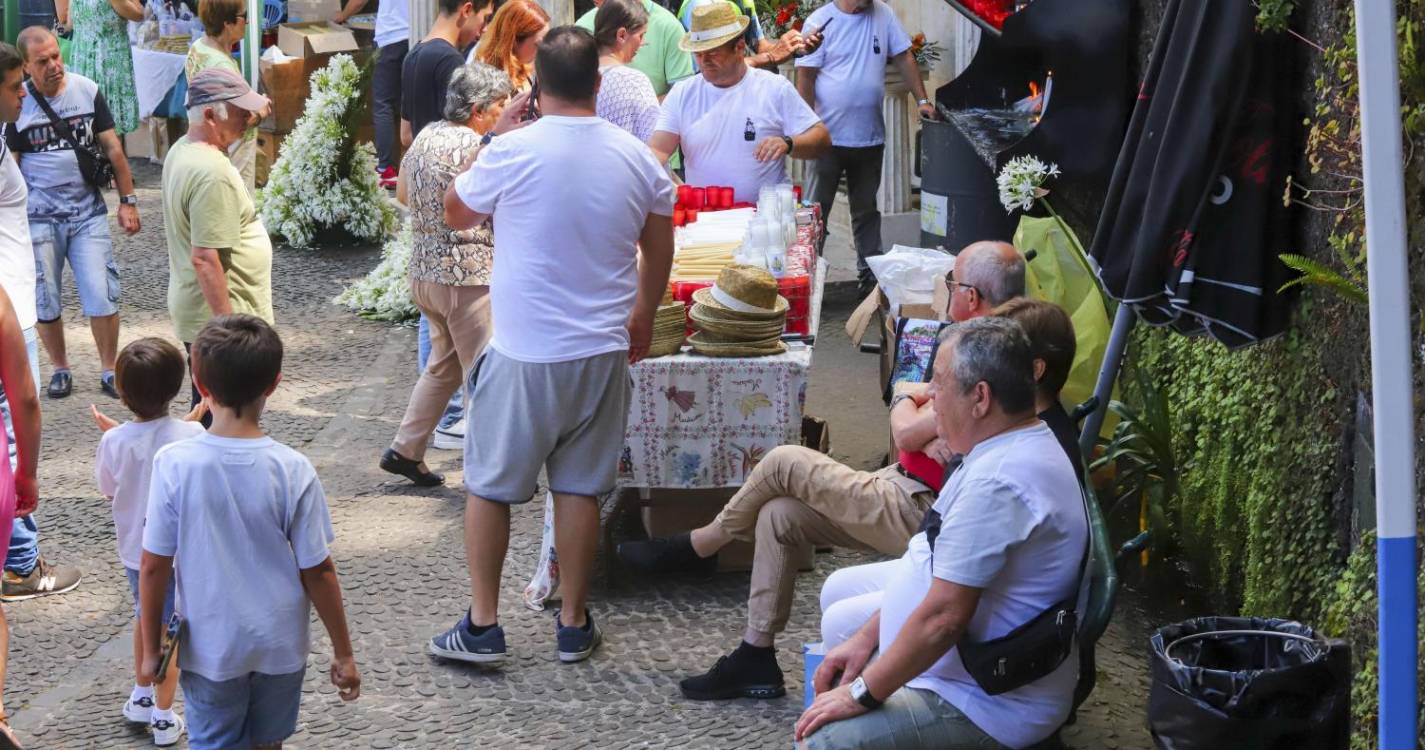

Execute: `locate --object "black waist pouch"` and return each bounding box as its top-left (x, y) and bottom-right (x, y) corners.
top-left (958, 599), bottom-right (1077, 696)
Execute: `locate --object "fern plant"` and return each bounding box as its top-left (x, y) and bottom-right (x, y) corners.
top-left (1278, 253), bottom-right (1367, 304)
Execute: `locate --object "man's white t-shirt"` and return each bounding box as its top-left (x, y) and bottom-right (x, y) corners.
top-left (143, 434), bottom-right (335, 682)
top-left (654, 68), bottom-right (821, 203)
top-left (877, 422), bottom-right (1087, 748)
top-left (0, 142), bottom-right (37, 330)
top-left (374, 0), bottom-right (410, 48)
top-left (96, 417), bottom-right (204, 570)
top-left (795, 0), bottom-right (911, 147)
top-left (454, 115), bottom-right (674, 364)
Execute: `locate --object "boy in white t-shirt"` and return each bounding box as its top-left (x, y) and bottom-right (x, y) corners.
top-left (95, 337), bottom-right (204, 746)
top-left (139, 315), bottom-right (360, 750)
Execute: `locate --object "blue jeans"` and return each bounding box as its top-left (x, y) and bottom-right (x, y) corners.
top-left (2, 327), bottom-right (41, 576)
top-left (180, 668), bottom-right (305, 749)
top-left (418, 314), bottom-right (463, 429)
top-left (30, 214), bottom-right (120, 321)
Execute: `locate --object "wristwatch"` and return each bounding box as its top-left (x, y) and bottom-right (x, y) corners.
top-left (781, 135), bottom-right (794, 154)
top-left (480, 131), bottom-right (496, 147)
top-left (119, 194), bottom-right (138, 206)
top-left (917, 98), bottom-right (932, 107)
top-left (849, 676), bottom-right (883, 710)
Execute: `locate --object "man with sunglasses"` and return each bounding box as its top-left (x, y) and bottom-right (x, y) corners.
top-left (619, 240), bottom-right (1024, 702)
top-left (648, 1), bottom-right (830, 203)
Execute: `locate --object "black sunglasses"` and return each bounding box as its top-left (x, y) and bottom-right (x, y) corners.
top-left (945, 269), bottom-right (979, 297)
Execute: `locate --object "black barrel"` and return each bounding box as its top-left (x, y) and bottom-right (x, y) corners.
top-left (918, 117), bottom-right (1017, 253)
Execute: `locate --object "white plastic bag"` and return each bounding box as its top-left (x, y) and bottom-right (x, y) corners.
top-left (866, 245), bottom-right (956, 310)
top-left (522, 492), bottom-right (560, 611)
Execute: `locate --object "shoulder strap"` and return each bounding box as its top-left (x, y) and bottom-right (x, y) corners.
top-left (26, 81), bottom-right (83, 153)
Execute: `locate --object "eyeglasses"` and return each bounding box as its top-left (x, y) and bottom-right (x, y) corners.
top-left (945, 269), bottom-right (979, 297)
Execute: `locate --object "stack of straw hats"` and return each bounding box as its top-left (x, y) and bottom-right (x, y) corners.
top-left (688, 265), bottom-right (788, 357)
top-left (648, 290), bottom-right (688, 358)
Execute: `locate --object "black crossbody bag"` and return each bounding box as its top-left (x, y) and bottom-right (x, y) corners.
top-left (924, 483), bottom-right (1090, 696)
top-left (27, 81), bottom-right (114, 189)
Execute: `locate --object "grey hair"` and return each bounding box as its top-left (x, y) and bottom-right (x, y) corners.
top-left (958, 242), bottom-right (1026, 306)
top-left (939, 317), bottom-right (1037, 415)
top-left (186, 103), bottom-right (231, 122)
top-left (443, 63), bottom-right (514, 124)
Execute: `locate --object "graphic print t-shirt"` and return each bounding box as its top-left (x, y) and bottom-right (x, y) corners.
top-left (2, 73), bottom-right (110, 219)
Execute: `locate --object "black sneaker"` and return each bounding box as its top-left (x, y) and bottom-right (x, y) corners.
top-left (679, 643), bottom-right (786, 700)
top-left (100, 373), bottom-right (119, 398)
top-left (555, 609), bottom-right (602, 664)
top-left (428, 611), bottom-right (507, 664)
top-left (46, 370), bottom-right (71, 398)
top-left (616, 533), bottom-right (716, 575)
top-left (1, 558), bottom-right (82, 601)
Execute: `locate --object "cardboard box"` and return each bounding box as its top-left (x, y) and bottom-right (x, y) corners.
top-left (932, 274), bottom-right (951, 321)
top-left (283, 0), bottom-right (342, 24)
top-left (255, 130), bottom-right (285, 187)
top-left (124, 119), bottom-right (156, 161)
top-left (277, 21), bottom-right (359, 58)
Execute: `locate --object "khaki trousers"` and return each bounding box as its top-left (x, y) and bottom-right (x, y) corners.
top-left (390, 280), bottom-right (492, 461)
top-left (712, 445), bottom-right (935, 635)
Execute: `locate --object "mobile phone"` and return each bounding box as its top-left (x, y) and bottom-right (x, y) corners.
top-left (523, 78), bottom-right (541, 122)
top-left (793, 18), bottom-right (831, 57)
top-left (155, 612), bottom-right (185, 679)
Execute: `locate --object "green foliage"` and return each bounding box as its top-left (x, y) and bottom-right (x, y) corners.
top-left (1256, 0), bottom-right (1297, 32)
top-left (1320, 532), bottom-right (1425, 749)
top-left (1130, 323), bottom-right (1343, 616)
top-left (1278, 253), bottom-right (1368, 303)
top-left (1093, 365), bottom-right (1180, 538)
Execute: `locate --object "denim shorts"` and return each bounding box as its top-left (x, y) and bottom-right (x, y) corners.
top-left (179, 668), bottom-right (306, 750)
top-left (123, 567), bottom-right (176, 624)
top-left (30, 214), bottom-right (120, 321)
top-left (802, 687), bottom-right (1008, 750)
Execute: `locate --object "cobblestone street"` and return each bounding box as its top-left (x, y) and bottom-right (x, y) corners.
top-left (3, 164), bottom-right (1157, 749)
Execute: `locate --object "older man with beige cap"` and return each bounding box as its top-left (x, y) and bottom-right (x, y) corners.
top-left (161, 68), bottom-right (275, 413)
top-left (649, 1), bottom-right (830, 203)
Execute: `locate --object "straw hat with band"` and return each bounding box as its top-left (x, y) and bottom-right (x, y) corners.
top-left (691, 265), bottom-right (789, 319)
top-left (679, 1), bottom-right (751, 53)
top-left (689, 332), bottom-right (787, 357)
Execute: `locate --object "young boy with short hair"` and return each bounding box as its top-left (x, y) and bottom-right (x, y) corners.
top-left (96, 337), bottom-right (204, 746)
top-left (139, 315), bottom-right (360, 750)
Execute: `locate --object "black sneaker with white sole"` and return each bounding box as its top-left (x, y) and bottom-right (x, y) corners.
top-left (429, 612), bottom-right (507, 664)
top-left (679, 642), bottom-right (786, 700)
top-left (555, 609), bottom-right (602, 663)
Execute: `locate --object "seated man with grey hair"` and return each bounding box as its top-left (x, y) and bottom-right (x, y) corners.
top-left (618, 239), bottom-right (1026, 702)
top-left (161, 67), bottom-right (274, 413)
top-left (381, 62), bottom-right (528, 486)
top-left (797, 317), bottom-right (1087, 750)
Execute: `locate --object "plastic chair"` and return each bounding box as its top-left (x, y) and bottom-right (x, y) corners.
top-left (262, 0), bottom-right (283, 30)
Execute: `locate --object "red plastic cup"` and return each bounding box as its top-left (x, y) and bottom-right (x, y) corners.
top-left (719, 186), bottom-right (734, 208)
top-left (793, 184), bottom-right (803, 202)
top-left (686, 209), bottom-right (700, 224)
top-left (690, 187), bottom-right (706, 209)
top-left (677, 184), bottom-right (693, 208)
top-left (674, 208), bottom-right (686, 226)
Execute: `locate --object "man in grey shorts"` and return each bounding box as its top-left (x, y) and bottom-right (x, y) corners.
top-left (429, 26), bottom-right (676, 665)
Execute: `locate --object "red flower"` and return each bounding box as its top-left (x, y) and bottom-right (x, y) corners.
top-left (776, 6), bottom-right (794, 25)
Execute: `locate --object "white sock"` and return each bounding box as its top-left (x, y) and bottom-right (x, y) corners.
top-left (151, 706), bottom-right (176, 723)
top-left (130, 685), bottom-right (154, 702)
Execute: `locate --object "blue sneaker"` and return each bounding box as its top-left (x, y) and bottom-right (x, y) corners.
top-left (555, 609), bottom-right (602, 664)
top-left (429, 612), bottom-right (507, 664)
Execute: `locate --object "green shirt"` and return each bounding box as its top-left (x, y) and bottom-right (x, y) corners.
top-left (577, 0), bottom-right (693, 96)
top-left (185, 39), bottom-right (257, 146)
top-left (162, 136), bottom-right (274, 342)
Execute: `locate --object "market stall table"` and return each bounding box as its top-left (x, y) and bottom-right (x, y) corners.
top-left (131, 46), bottom-right (189, 119)
top-left (523, 262), bottom-right (827, 607)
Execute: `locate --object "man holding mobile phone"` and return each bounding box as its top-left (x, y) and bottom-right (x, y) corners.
top-left (795, 0), bottom-right (935, 298)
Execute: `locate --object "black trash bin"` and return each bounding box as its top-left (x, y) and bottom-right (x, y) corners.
top-left (1148, 616), bottom-right (1351, 750)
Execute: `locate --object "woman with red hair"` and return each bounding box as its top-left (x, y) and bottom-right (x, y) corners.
top-left (472, 0), bottom-right (551, 92)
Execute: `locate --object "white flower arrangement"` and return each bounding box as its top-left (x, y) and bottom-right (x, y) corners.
top-left (333, 218), bottom-right (418, 323)
top-left (996, 154), bottom-right (1061, 213)
top-left (259, 54), bottom-right (398, 249)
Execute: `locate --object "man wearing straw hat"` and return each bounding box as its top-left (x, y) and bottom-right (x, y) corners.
top-left (430, 27), bottom-right (675, 666)
top-left (648, 1), bottom-right (831, 204)
top-left (619, 241), bottom-right (1025, 701)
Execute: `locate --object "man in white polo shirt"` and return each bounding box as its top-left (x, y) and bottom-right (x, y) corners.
top-left (430, 27), bottom-right (675, 667)
top-left (796, 0), bottom-right (934, 294)
top-left (649, 1), bottom-right (830, 203)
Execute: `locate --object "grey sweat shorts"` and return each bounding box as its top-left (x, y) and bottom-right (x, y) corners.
top-left (463, 348), bottom-right (631, 503)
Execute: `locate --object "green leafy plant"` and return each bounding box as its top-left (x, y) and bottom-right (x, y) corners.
top-left (1278, 252), bottom-right (1368, 304)
top-left (1091, 365), bottom-right (1181, 557)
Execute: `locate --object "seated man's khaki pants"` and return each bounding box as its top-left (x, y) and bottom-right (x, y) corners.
top-left (712, 445), bottom-right (935, 635)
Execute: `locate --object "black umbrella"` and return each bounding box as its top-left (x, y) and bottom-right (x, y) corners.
top-left (1089, 0), bottom-right (1296, 349)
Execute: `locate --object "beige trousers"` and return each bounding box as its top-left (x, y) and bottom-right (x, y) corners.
top-left (390, 280), bottom-right (492, 461)
top-left (713, 445), bottom-right (934, 635)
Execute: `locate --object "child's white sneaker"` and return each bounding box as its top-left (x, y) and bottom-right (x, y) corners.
top-left (150, 713), bottom-right (184, 747)
top-left (122, 694), bottom-right (154, 724)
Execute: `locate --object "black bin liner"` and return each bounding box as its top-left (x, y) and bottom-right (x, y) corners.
top-left (1148, 616), bottom-right (1350, 750)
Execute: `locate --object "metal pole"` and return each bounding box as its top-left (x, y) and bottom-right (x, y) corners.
top-left (1079, 301), bottom-right (1134, 458)
top-left (244, 0), bottom-right (261, 88)
top-left (1352, 0), bottom-right (1419, 745)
